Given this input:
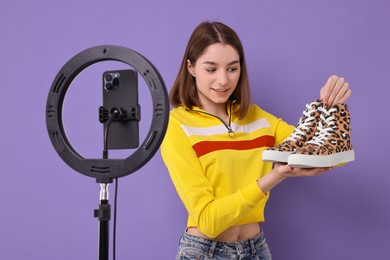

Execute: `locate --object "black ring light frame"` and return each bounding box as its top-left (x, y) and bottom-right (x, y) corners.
top-left (46, 45), bottom-right (169, 183)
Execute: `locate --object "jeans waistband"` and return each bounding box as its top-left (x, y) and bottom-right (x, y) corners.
top-left (180, 230), bottom-right (266, 258)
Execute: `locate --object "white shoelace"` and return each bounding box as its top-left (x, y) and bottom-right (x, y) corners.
top-left (286, 103), bottom-right (318, 142)
top-left (306, 107), bottom-right (337, 146)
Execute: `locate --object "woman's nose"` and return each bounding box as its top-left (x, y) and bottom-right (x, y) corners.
top-left (216, 71), bottom-right (228, 85)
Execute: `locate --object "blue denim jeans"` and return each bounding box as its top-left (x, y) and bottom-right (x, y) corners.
top-left (176, 230), bottom-right (272, 260)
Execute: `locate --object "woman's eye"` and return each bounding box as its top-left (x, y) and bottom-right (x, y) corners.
top-left (228, 67), bottom-right (239, 72)
top-left (205, 67), bottom-right (239, 73)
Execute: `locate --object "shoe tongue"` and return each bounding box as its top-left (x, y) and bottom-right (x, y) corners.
top-left (324, 105), bottom-right (338, 115)
top-left (321, 108), bottom-right (338, 129)
top-left (332, 104), bottom-right (340, 110)
top-left (311, 100), bottom-right (324, 108)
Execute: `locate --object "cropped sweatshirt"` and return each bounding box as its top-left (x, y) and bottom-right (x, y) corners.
top-left (160, 103), bottom-right (294, 238)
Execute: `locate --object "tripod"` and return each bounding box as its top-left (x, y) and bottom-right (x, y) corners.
top-left (46, 44), bottom-right (169, 260)
top-left (94, 183), bottom-right (111, 260)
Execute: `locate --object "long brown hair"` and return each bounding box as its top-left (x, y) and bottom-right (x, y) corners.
top-left (170, 21), bottom-right (251, 119)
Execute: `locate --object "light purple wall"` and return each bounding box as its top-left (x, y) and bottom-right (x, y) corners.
top-left (1, 0), bottom-right (389, 259)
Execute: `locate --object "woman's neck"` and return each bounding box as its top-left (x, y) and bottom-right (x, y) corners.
top-left (202, 102), bottom-right (229, 124)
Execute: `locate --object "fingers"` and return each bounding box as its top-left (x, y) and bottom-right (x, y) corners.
top-left (299, 167), bottom-right (332, 176)
top-left (282, 166), bottom-right (333, 177)
top-left (327, 77), bottom-right (348, 107)
top-left (320, 75), bottom-right (351, 108)
top-left (274, 162), bottom-right (333, 178)
top-left (320, 75), bottom-right (336, 105)
top-left (335, 87), bottom-right (351, 105)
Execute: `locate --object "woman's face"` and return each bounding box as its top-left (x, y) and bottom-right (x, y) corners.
top-left (187, 43), bottom-right (241, 112)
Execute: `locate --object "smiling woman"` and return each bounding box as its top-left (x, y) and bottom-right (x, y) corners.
top-left (160, 21), bottom-right (351, 260)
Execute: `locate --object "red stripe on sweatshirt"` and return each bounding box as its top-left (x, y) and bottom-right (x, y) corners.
top-left (193, 135), bottom-right (275, 158)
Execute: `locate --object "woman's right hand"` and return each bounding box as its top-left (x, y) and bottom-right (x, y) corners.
top-left (320, 75), bottom-right (351, 109)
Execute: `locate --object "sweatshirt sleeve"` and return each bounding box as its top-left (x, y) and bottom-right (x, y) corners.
top-left (160, 115), bottom-right (267, 238)
top-left (273, 117), bottom-right (295, 146)
top-left (258, 106), bottom-right (294, 146)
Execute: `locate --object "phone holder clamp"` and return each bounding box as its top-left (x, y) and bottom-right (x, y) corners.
top-left (99, 105), bottom-right (141, 123)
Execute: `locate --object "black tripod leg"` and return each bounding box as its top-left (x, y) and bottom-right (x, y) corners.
top-left (94, 184), bottom-right (111, 260)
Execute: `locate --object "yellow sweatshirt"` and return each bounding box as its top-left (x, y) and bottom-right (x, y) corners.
top-left (161, 103), bottom-right (294, 238)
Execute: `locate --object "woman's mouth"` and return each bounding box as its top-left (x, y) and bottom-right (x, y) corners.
top-left (212, 88), bottom-right (229, 93)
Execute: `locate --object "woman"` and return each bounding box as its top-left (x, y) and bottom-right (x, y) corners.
top-left (160, 21), bottom-right (351, 260)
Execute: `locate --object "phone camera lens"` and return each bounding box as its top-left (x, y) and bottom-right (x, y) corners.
top-left (112, 78), bottom-right (120, 89)
top-left (105, 74), bottom-right (113, 81)
top-left (105, 83), bottom-right (113, 91)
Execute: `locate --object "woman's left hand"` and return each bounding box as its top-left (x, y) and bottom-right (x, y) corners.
top-left (320, 75), bottom-right (351, 108)
top-left (274, 163), bottom-right (332, 178)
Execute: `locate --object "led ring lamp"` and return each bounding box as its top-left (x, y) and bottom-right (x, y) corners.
top-left (46, 45), bottom-right (169, 183)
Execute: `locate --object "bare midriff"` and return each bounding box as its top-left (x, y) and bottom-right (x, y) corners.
top-left (187, 222), bottom-right (261, 243)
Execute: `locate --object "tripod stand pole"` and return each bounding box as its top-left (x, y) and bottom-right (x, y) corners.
top-left (94, 183), bottom-right (111, 260)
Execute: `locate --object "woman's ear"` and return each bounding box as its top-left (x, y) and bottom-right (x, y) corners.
top-left (187, 59), bottom-right (195, 77)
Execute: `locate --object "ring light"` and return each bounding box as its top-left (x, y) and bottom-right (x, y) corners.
top-left (46, 45), bottom-right (169, 183)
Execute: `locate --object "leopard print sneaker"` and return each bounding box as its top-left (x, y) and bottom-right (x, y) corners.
top-left (288, 103), bottom-right (355, 168)
top-left (262, 99), bottom-right (324, 163)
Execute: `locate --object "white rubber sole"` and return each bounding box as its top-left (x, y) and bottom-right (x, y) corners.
top-left (262, 150), bottom-right (293, 163)
top-left (288, 150), bottom-right (355, 168)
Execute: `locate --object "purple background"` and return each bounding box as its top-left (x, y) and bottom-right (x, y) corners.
top-left (1, 0), bottom-right (389, 259)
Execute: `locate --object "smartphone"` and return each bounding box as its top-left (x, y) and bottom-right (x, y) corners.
top-left (102, 69), bottom-right (139, 149)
